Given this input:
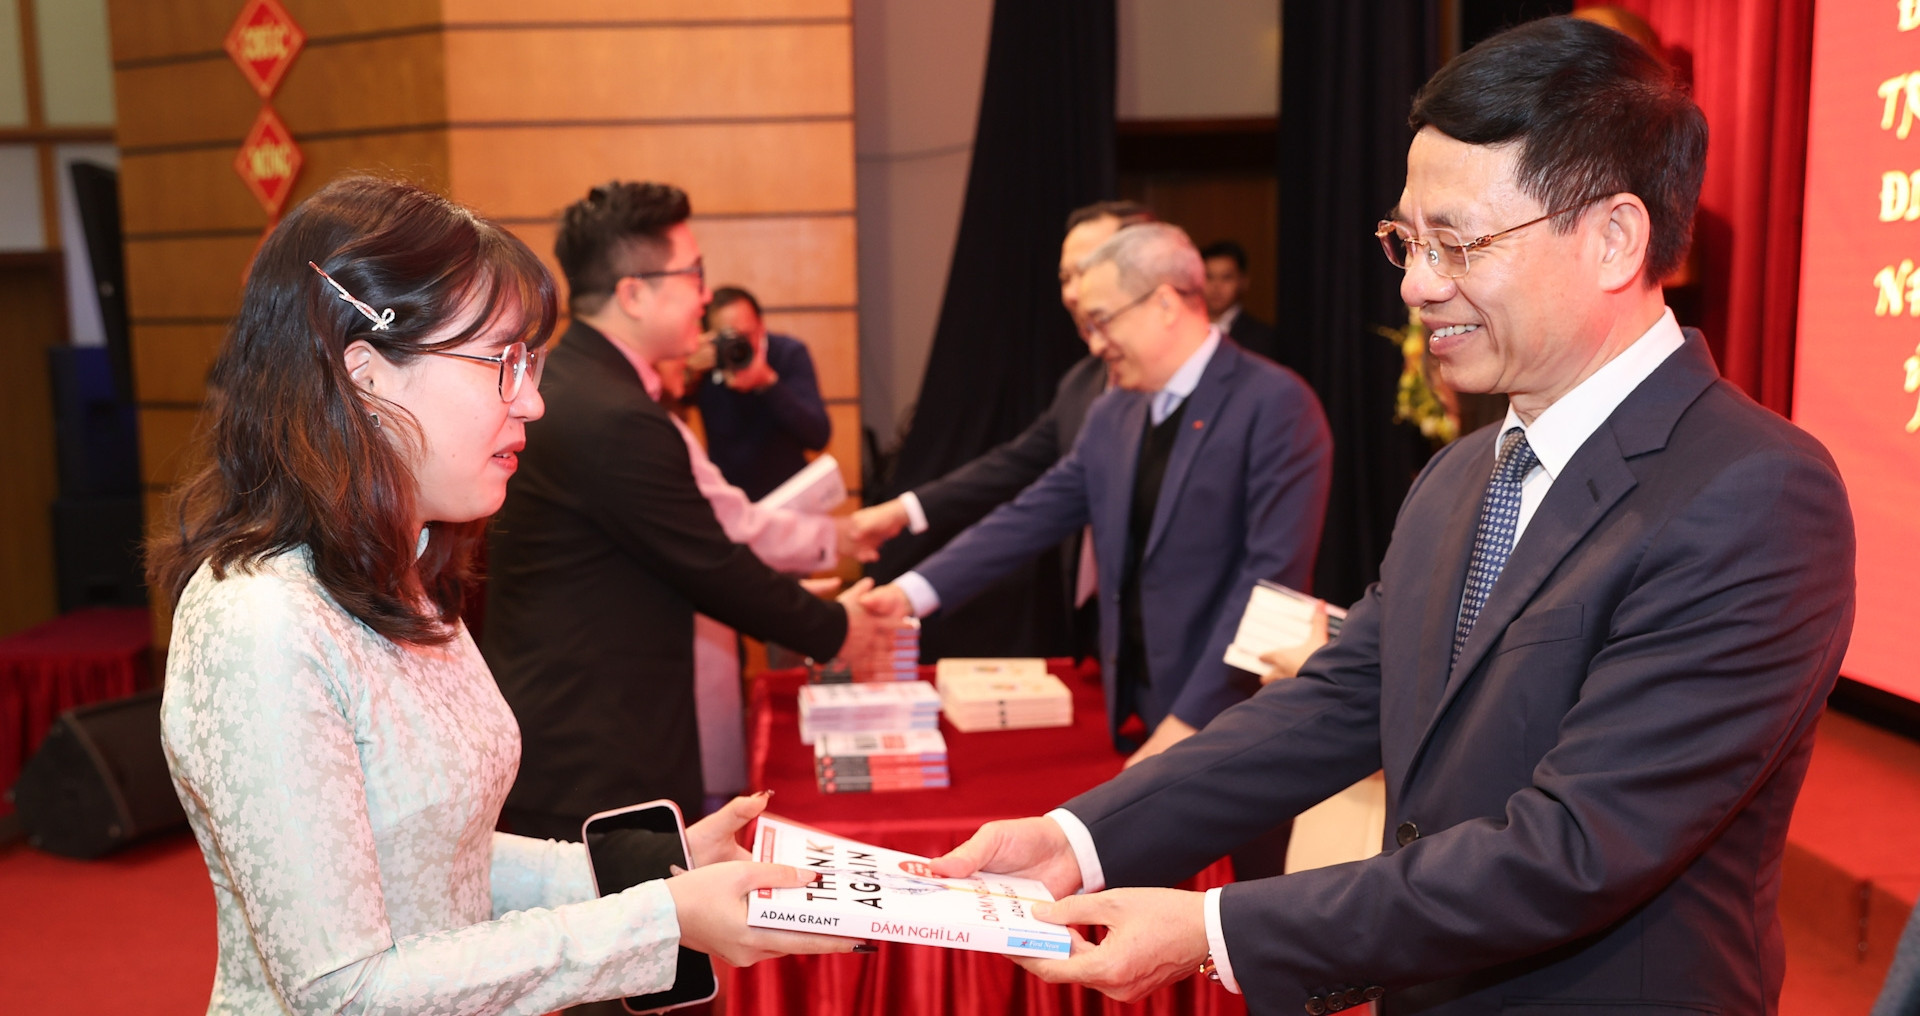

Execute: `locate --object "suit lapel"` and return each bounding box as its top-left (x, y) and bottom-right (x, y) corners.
top-left (1404, 330), bottom-right (1724, 771)
top-left (1143, 343), bottom-right (1236, 561)
top-left (1409, 431), bottom-right (1495, 734)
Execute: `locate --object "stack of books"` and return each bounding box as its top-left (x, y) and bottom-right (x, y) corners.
top-left (797, 680), bottom-right (941, 745)
top-left (813, 729), bottom-right (951, 794)
top-left (934, 659), bottom-right (1073, 733)
top-left (851, 615), bottom-right (921, 682)
top-left (1221, 580), bottom-right (1346, 675)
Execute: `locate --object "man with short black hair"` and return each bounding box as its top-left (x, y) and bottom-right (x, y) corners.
top-left (1199, 240), bottom-right (1278, 362)
top-left (933, 18), bottom-right (1855, 1015)
top-left (484, 181), bottom-right (896, 836)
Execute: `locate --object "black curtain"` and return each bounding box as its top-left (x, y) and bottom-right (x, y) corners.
top-left (1274, 1), bottom-right (1443, 609)
top-left (871, 0), bottom-right (1116, 660)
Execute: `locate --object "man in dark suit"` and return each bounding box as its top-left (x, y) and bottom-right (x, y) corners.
top-left (850, 201), bottom-right (1155, 660)
top-left (483, 181), bottom-right (894, 837)
top-left (932, 18), bottom-right (1855, 1016)
top-left (864, 222), bottom-right (1333, 767)
top-left (1201, 240), bottom-right (1278, 363)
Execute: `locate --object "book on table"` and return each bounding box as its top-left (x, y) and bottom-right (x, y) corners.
top-left (1222, 580), bottom-right (1346, 675)
top-left (934, 658), bottom-right (1071, 732)
top-left (797, 681), bottom-right (941, 745)
top-left (813, 729), bottom-right (950, 794)
top-left (748, 815), bottom-right (1072, 959)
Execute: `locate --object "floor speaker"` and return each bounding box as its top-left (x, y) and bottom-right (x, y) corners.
top-left (9, 690), bottom-right (187, 858)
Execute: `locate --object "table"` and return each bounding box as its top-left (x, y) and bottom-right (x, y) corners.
top-left (0, 608), bottom-right (151, 817)
top-left (728, 660), bottom-right (1246, 1016)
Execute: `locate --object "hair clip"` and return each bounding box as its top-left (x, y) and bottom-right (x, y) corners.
top-left (309, 261), bottom-right (396, 332)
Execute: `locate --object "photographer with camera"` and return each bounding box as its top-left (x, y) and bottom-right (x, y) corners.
top-left (684, 286), bottom-right (832, 500)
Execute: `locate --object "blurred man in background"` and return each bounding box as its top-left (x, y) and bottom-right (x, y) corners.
top-left (685, 285), bottom-right (832, 500)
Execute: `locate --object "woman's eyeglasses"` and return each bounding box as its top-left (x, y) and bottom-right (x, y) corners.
top-left (428, 341), bottom-right (545, 403)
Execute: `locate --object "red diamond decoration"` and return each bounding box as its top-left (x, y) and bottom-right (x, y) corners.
top-left (224, 0), bottom-right (305, 99)
top-left (234, 107), bottom-right (303, 218)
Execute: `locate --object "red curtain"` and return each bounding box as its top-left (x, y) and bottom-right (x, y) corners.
top-left (1575, 0), bottom-right (1816, 416)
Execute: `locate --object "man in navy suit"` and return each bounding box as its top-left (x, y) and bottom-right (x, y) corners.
top-left (932, 18), bottom-right (1855, 1016)
top-left (864, 222), bottom-right (1333, 767)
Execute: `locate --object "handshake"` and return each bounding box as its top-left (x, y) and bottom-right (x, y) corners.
top-left (822, 575), bottom-right (919, 668)
top-left (830, 496), bottom-right (920, 565)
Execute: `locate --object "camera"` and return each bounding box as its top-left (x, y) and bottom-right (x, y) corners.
top-left (712, 329), bottom-right (755, 372)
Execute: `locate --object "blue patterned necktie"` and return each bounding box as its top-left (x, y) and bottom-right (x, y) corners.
top-left (1453, 427), bottom-right (1540, 664)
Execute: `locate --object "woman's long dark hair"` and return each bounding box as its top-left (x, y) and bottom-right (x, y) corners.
top-left (147, 176), bottom-right (557, 646)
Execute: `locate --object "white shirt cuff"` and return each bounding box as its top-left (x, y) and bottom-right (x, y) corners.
top-left (899, 491), bottom-right (931, 535)
top-left (895, 571), bottom-right (942, 617)
top-left (1043, 808), bottom-right (1103, 894)
top-left (1203, 887), bottom-right (1243, 994)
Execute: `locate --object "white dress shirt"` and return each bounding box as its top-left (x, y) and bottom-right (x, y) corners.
top-left (1049, 310), bottom-right (1684, 994)
top-left (894, 330), bottom-right (1223, 617)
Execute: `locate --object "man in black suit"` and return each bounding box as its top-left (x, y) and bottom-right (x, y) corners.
top-left (851, 201), bottom-right (1154, 657)
top-left (483, 182), bottom-right (895, 837)
top-left (934, 19), bottom-right (1855, 1015)
top-left (1200, 240), bottom-right (1278, 363)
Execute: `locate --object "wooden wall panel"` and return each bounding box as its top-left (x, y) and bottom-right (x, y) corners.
top-left (121, 130), bottom-right (450, 236)
top-left (113, 58), bottom-right (259, 150)
top-left (765, 309), bottom-right (855, 401)
top-left (109, 0), bottom-right (441, 65)
top-left (131, 323), bottom-right (226, 404)
top-left (125, 235), bottom-right (254, 321)
top-left (445, 0), bottom-right (849, 22)
top-left (448, 120), bottom-right (854, 222)
top-left (444, 25), bottom-right (852, 123)
top-left (137, 407), bottom-right (207, 489)
top-left (824, 402), bottom-right (860, 490)
top-left (508, 215), bottom-right (857, 313)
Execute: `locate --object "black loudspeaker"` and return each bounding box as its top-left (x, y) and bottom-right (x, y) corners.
top-left (9, 690), bottom-right (187, 858)
top-left (52, 495), bottom-right (147, 611)
top-left (48, 345), bottom-right (139, 497)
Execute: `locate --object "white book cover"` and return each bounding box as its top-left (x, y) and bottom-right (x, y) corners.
top-left (1223, 581), bottom-right (1347, 674)
top-left (748, 816), bottom-right (1072, 959)
top-left (933, 658), bottom-right (1048, 691)
top-left (814, 729), bottom-right (949, 760)
top-left (757, 454), bottom-right (847, 515)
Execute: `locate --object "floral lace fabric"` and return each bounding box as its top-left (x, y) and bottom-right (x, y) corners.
top-left (162, 548), bottom-right (679, 1014)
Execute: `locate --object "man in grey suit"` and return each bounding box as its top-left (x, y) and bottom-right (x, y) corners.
top-left (864, 222), bottom-right (1333, 767)
top-left (933, 18), bottom-right (1855, 1016)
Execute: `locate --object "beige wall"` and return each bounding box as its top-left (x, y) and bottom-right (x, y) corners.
top-left (1118, 0), bottom-right (1280, 121)
top-left (852, 0), bottom-right (993, 445)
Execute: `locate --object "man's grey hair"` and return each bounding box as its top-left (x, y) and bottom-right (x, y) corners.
top-left (1076, 221), bottom-right (1205, 303)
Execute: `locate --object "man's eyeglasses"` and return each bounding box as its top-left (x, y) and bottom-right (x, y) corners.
top-left (1082, 288), bottom-right (1160, 340)
top-left (628, 257), bottom-right (706, 291)
top-left (1376, 197), bottom-right (1603, 279)
top-left (429, 341), bottom-right (546, 403)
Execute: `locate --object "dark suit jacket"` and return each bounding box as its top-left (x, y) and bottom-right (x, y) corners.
top-left (484, 321), bottom-right (846, 823)
top-left (911, 354), bottom-right (1109, 531)
top-left (1226, 308), bottom-right (1279, 363)
top-left (694, 332), bottom-right (831, 500)
top-left (875, 354), bottom-right (1111, 659)
top-left (917, 339), bottom-right (1332, 738)
top-left (1066, 332), bottom-right (1856, 1015)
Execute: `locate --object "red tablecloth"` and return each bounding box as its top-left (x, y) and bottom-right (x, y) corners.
top-left (728, 660), bottom-right (1246, 1016)
top-left (0, 608), bottom-right (152, 817)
